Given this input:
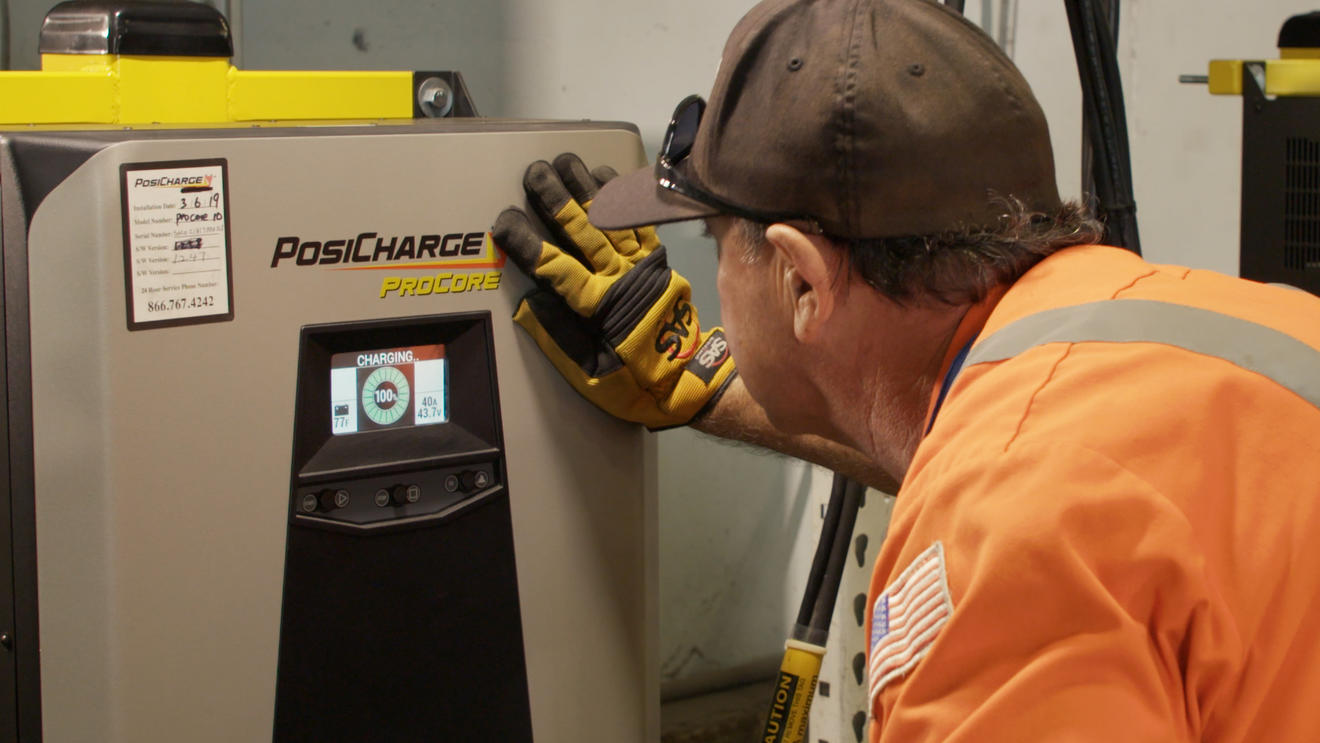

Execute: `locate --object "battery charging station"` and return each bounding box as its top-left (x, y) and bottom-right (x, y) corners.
top-left (0, 3), bottom-right (658, 742)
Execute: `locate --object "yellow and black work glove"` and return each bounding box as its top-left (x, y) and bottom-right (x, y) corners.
top-left (492, 153), bottom-right (736, 430)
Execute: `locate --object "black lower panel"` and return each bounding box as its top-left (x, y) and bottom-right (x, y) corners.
top-left (273, 492), bottom-right (533, 742)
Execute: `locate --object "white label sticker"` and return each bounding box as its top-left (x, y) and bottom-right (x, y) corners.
top-left (121, 159), bottom-right (233, 329)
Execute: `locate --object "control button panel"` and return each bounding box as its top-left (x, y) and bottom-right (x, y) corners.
top-left (292, 462), bottom-right (500, 527)
top-left (298, 488), bottom-right (353, 514)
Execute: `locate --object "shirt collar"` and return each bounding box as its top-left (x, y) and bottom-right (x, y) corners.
top-left (919, 283), bottom-right (1009, 433)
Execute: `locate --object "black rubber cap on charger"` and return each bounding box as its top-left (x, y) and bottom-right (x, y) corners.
top-left (1279, 11), bottom-right (1320, 49)
top-left (40, 1), bottom-right (233, 57)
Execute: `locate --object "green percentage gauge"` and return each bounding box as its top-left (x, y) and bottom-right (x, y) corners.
top-left (361, 365), bottom-right (411, 426)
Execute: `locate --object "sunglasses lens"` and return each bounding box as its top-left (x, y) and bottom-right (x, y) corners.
top-left (652, 94), bottom-right (814, 231)
top-left (666, 97), bottom-right (704, 163)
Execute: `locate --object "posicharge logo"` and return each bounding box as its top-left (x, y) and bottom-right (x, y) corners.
top-left (269, 230), bottom-right (508, 299)
top-left (269, 231), bottom-right (490, 267)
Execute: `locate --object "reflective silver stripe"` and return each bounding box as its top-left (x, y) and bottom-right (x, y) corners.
top-left (965, 299), bottom-right (1320, 410)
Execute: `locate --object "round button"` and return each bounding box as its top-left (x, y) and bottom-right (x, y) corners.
top-left (317, 488), bottom-right (352, 512)
top-left (459, 470), bottom-right (477, 492)
top-left (299, 493), bottom-right (319, 513)
top-left (444, 474), bottom-right (459, 493)
top-left (391, 484), bottom-right (410, 506)
top-left (406, 484), bottom-right (422, 503)
top-left (373, 488), bottom-right (391, 508)
top-left (473, 470), bottom-right (490, 489)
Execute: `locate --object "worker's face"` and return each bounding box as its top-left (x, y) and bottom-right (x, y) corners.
top-left (707, 216), bottom-right (802, 429)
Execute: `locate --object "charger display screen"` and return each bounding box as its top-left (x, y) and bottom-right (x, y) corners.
top-left (329, 344), bottom-right (448, 435)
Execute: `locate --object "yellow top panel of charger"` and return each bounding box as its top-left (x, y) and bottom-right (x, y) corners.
top-left (0, 1), bottom-right (464, 125)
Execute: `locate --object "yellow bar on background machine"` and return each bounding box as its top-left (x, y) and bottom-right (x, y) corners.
top-left (228, 70), bottom-right (414, 121)
top-left (0, 1), bottom-right (459, 125)
top-left (1206, 12), bottom-right (1320, 97)
top-left (1207, 58), bottom-right (1320, 97)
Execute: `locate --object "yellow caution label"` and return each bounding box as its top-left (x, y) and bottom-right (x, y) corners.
top-left (761, 643), bottom-right (824, 743)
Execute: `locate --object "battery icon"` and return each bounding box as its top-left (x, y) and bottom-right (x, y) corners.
top-left (334, 404), bottom-right (350, 416)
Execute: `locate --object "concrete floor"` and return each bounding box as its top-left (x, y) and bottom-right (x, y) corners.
top-left (660, 679), bottom-right (775, 743)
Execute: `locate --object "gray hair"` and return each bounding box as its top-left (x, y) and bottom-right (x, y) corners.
top-left (737, 197), bottom-right (1103, 305)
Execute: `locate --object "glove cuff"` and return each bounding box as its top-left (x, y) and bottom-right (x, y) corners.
top-left (644, 326), bottom-right (737, 430)
top-left (647, 368), bottom-right (739, 433)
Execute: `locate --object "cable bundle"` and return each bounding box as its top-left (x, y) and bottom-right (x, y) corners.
top-left (1065, 0), bottom-right (1142, 253)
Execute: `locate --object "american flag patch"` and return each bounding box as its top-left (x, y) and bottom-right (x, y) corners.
top-left (868, 541), bottom-right (952, 705)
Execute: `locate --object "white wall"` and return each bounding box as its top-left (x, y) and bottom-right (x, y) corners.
top-left (1012, 0), bottom-right (1314, 274)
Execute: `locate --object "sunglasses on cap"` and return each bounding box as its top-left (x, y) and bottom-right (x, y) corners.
top-left (655, 94), bottom-right (823, 233)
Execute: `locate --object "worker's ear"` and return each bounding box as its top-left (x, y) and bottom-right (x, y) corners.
top-left (764, 223), bottom-right (841, 343)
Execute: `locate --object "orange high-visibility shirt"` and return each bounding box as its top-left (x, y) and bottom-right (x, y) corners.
top-left (866, 245), bottom-right (1320, 742)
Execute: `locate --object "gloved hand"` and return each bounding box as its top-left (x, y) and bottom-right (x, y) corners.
top-left (492, 153), bottom-right (737, 430)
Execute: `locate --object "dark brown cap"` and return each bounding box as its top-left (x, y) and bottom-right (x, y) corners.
top-left (590, 0), bottom-right (1062, 238)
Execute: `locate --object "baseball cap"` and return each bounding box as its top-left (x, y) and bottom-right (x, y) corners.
top-left (589, 0), bottom-right (1062, 239)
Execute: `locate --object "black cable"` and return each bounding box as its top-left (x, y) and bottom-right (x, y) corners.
top-left (1065, 0), bottom-right (1141, 254)
top-left (1082, 0), bottom-right (1122, 181)
top-left (795, 474), bottom-right (847, 630)
top-left (1066, 1), bottom-right (1106, 191)
top-left (790, 472), bottom-right (865, 645)
top-left (1081, 0), bottom-right (1118, 205)
top-left (808, 477), bottom-right (864, 631)
top-left (1089, 0), bottom-right (1139, 253)
top-left (1091, 0), bottom-right (1138, 250)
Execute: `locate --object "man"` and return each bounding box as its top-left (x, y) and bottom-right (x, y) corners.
top-left (493, 0), bottom-right (1320, 739)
